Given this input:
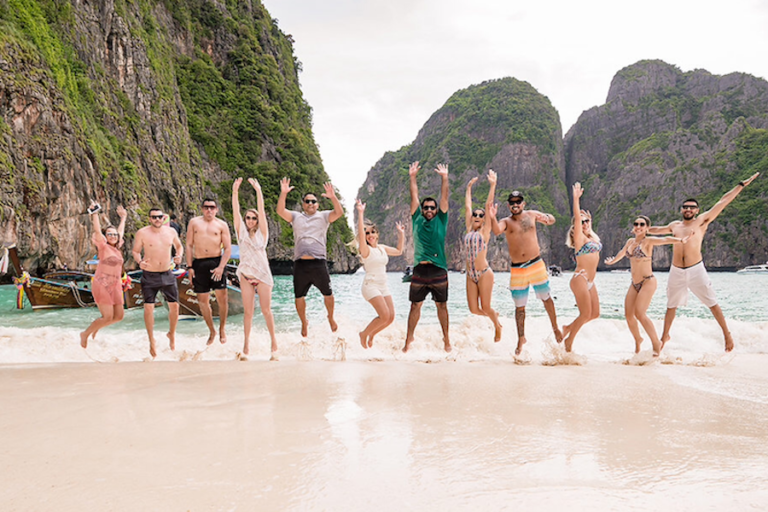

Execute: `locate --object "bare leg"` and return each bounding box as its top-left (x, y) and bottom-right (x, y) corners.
top-left (360, 295), bottom-right (391, 348)
top-left (624, 286), bottom-right (643, 353)
top-left (143, 303), bottom-right (157, 358)
top-left (240, 279), bottom-right (256, 355)
top-left (323, 294), bottom-right (338, 332)
top-left (563, 276), bottom-right (593, 352)
top-left (542, 297), bottom-right (562, 343)
top-left (477, 270), bottom-right (502, 342)
top-left (403, 301), bottom-right (423, 352)
top-left (214, 287), bottom-right (228, 343)
top-left (466, 275), bottom-right (482, 315)
top-left (515, 306), bottom-right (526, 355)
top-left (365, 296), bottom-right (396, 347)
top-left (436, 301), bottom-right (451, 352)
top-left (660, 307), bottom-right (677, 349)
top-left (197, 292), bottom-right (216, 345)
top-left (633, 278), bottom-right (660, 355)
top-left (295, 297), bottom-right (308, 337)
top-left (80, 303), bottom-right (115, 348)
top-left (709, 304), bottom-right (733, 352)
top-left (258, 284), bottom-right (278, 355)
top-left (167, 302), bottom-right (179, 351)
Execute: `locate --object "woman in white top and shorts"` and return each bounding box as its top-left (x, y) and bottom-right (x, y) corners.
top-left (232, 177), bottom-right (277, 359)
top-left (355, 199), bottom-right (405, 349)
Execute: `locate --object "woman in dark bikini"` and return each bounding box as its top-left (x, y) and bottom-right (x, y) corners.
top-left (605, 216), bottom-right (687, 356)
top-left (562, 183), bottom-right (601, 352)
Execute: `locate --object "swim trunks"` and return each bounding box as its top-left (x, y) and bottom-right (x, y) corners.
top-left (192, 256), bottom-right (227, 293)
top-left (293, 258), bottom-right (333, 298)
top-left (667, 262), bottom-right (718, 308)
top-left (409, 263), bottom-right (448, 303)
top-left (508, 256), bottom-right (551, 307)
top-left (141, 270), bottom-right (179, 304)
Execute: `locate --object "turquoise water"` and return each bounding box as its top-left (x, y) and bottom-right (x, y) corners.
top-left (1, 270), bottom-right (765, 330)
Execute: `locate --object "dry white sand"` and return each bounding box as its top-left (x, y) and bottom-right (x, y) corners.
top-left (1, 357), bottom-right (768, 511)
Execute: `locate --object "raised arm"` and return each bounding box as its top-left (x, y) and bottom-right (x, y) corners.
top-left (604, 239), bottom-right (631, 266)
top-left (276, 177), bottom-right (294, 223)
top-left (482, 171), bottom-right (497, 239)
top-left (115, 205), bottom-right (127, 248)
top-left (232, 178), bottom-right (243, 237)
top-left (322, 182), bottom-right (344, 223)
top-left (355, 199), bottom-right (370, 259)
top-left (648, 221), bottom-right (675, 235)
top-left (465, 177), bottom-right (478, 230)
top-left (700, 172), bottom-right (760, 223)
top-left (249, 177), bottom-right (268, 239)
top-left (436, 163), bottom-right (449, 213)
top-left (89, 203), bottom-right (105, 246)
top-left (571, 183), bottom-right (585, 249)
top-left (532, 210), bottom-right (556, 226)
top-left (384, 221), bottom-right (406, 257)
top-left (409, 161), bottom-right (420, 215)
top-left (490, 205), bottom-right (505, 236)
top-left (647, 235), bottom-right (688, 246)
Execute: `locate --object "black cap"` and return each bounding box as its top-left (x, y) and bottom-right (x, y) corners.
top-left (507, 191), bottom-right (524, 202)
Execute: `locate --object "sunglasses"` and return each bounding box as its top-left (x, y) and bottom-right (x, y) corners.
top-left (304, 199), bottom-right (318, 204)
top-left (106, 233), bottom-right (119, 237)
top-left (150, 215), bottom-right (164, 220)
top-left (364, 230), bottom-right (377, 235)
top-left (245, 216), bottom-right (258, 220)
top-left (633, 222), bottom-right (647, 227)
top-left (202, 205), bottom-right (217, 210)
top-left (508, 200), bottom-right (522, 206)
top-left (422, 205), bottom-right (437, 211)
top-left (472, 212), bottom-right (485, 218)
top-left (681, 205), bottom-right (698, 210)
top-left (581, 219), bottom-right (590, 224)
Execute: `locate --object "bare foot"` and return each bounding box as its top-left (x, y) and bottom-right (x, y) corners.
top-left (301, 320), bottom-right (308, 338)
top-left (444, 339), bottom-right (452, 353)
top-left (367, 336), bottom-right (374, 349)
top-left (219, 330), bottom-right (227, 344)
top-left (328, 316), bottom-right (338, 333)
top-left (149, 341), bottom-right (157, 359)
top-left (359, 331), bottom-right (367, 349)
top-left (270, 350), bottom-right (279, 361)
top-left (402, 339), bottom-right (413, 353)
top-left (724, 332), bottom-right (734, 352)
top-left (553, 327), bottom-right (563, 344)
top-left (652, 338), bottom-right (662, 356)
top-left (634, 337), bottom-right (643, 354)
top-left (515, 336), bottom-right (527, 356)
top-left (562, 323), bottom-right (572, 340)
top-left (660, 333), bottom-right (670, 350)
top-left (493, 312), bottom-right (502, 342)
top-left (564, 335), bottom-right (574, 353)
top-left (167, 331), bottom-right (175, 351)
top-left (206, 331), bottom-right (216, 346)
top-left (243, 341), bottom-right (250, 355)
top-left (80, 331), bottom-right (88, 349)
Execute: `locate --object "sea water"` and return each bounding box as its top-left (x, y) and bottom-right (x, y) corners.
top-left (1, 271), bottom-right (766, 364)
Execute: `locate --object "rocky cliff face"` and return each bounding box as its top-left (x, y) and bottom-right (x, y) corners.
top-left (564, 60), bottom-right (768, 268)
top-left (0, 0), bottom-right (358, 276)
top-left (357, 78), bottom-right (570, 271)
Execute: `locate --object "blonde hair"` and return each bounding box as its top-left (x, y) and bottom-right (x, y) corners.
top-left (244, 209), bottom-right (259, 236)
top-left (565, 209), bottom-right (600, 248)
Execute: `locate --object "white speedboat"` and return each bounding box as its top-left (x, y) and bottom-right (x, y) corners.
top-left (737, 263), bottom-right (768, 274)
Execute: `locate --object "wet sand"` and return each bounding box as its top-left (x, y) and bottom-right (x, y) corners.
top-left (1, 357), bottom-right (768, 511)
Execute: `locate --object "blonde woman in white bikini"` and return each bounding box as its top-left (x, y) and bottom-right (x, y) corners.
top-left (605, 216), bottom-right (687, 356)
top-left (464, 170), bottom-right (502, 341)
top-left (232, 177), bottom-right (277, 359)
top-left (355, 199), bottom-right (405, 349)
top-left (562, 182), bottom-right (601, 352)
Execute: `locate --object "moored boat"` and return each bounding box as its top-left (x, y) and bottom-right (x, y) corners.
top-left (736, 262), bottom-right (768, 274)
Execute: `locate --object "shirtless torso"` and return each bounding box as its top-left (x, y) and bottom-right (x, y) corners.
top-left (133, 225), bottom-right (181, 272)
top-left (187, 216), bottom-right (230, 260)
top-left (500, 210), bottom-right (548, 263)
top-left (666, 219), bottom-right (707, 268)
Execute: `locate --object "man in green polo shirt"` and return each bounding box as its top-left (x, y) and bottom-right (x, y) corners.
top-left (403, 161), bottom-right (451, 353)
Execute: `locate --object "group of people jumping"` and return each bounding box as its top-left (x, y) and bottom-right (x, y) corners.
top-left (80, 162), bottom-right (759, 360)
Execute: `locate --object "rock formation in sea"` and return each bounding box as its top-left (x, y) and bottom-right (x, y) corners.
top-left (565, 60), bottom-right (768, 269)
top-left (0, 0), bottom-right (358, 275)
top-left (357, 77), bottom-right (570, 271)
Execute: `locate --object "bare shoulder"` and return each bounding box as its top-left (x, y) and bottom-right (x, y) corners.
top-left (216, 218), bottom-right (230, 230)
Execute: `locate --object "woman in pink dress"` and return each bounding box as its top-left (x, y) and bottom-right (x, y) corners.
top-left (80, 203), bottom-right (127, 348)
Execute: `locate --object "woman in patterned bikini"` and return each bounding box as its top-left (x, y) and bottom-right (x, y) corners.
top-left (562, 183), bottom-right (601, 352)
top-left (232, 177), bottom-right (277, 359)
top-left (80, 203), bottom-right (128, 348)
top-left (605, 215), bottom-right (687, 356)
top-left (464, 170), bottom-right (502, 341)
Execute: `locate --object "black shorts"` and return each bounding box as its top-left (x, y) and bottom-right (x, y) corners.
top-left (141, 270), bottom-right (179, 304)
top-left (409, 263), bottom-right (448, 303)
top-left (293, 259), bottom-right (333, 298)
top-left (192, 257), bottom-right (227, 293)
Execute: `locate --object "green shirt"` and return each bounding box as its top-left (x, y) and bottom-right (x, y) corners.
top-left (412, 209), bottom-right (448, 270)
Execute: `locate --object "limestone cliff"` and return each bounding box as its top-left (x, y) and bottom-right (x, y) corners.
top-left (0, 0), bottom-right (358, 276)
top-left (357, 78), bottom-right (569, 271)
top-left (565, 60), bottom-right (768, 268)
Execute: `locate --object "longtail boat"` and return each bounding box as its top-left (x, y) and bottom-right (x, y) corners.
top-left (171, 264), bottom-right (244, 318)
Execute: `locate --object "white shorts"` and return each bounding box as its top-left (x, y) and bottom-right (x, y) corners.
top-left (361, 277), bottom-right (390, 301)
top-left (666, 262), bottom-right (718, 309)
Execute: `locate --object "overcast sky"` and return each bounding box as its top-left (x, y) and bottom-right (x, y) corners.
top-left (265, 0), bottom-right (768, 209)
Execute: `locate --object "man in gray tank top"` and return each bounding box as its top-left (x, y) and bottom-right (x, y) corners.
top-left (277, 177), bottom-right (344, 337)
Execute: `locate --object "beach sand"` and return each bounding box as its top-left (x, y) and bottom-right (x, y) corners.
top-left (1, 357), bottom-right (768, 511)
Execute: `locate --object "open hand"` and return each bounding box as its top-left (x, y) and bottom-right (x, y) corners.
top-left (487, 170), bottom-right (497, 185)
top-left (395, 221), bottom-right (405, 235)
top-left (435, 163), bottom-right (448, 177)
top-left (233, 177), bottom-right (243, 192)
top-left (116, 205), bottom-right (127, 219)
top-left (248, 177), bottom-right (261, 192)
top-left (280, 177), bottom-right (294, 195)
top-left (573, 182), bottom-right (583, 199)
top-left (322, 182), bottom-right (337, 199)
top-left (355, 198), bottom-right (365, 213)
top-left (409, 161), bottom-right (420, 177)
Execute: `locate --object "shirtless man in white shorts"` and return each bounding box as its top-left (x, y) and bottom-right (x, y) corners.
top-left (649, 172), bottom-right (759, 352)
